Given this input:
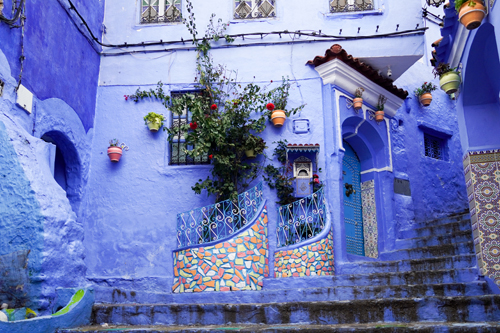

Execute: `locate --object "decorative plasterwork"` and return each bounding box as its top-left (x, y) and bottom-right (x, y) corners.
top-left (314, 59), bottom-right (404, 118)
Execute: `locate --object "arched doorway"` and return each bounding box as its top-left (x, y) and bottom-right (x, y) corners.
top-left (342, 141), bottom-right (364, 256)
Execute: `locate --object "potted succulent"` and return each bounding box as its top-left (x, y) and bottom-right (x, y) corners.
top-left (353, 87), bottom-right (364, 110)
top-left (143, 112), bottom-right (165, 132)
top-left (243, 134), bottom-right (266, 159)
top-left (266, 77), bottom-right (304, 127)
top-left (375, 95), bottom-right (387, 122)
top-left (433, 63), bottom-right (461, 95)
top-left (107, 139), bottom-right (128, 162)
top-left (414, 82), bottom-right (437, 107)
top-left (455, 0), bottom-right (486, 30)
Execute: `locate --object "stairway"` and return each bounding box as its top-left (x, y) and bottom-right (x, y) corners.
top-left (59, 211), bottom-right (500, 332)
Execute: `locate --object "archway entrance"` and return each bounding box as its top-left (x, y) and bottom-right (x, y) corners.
top-left (342, 141), bottom-right (364, 256)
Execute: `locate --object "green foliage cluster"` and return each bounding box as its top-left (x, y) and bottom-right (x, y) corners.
top-left (414, 82), bottom-right (438, 97)
top-left (143, 112), bottom-right (165, 126)
top-left (433, 62), bottom-right (459, 78)
top-left (454, 0), bottom-right (479, 12)
top-left (354, 87), bottom-right (364, 98)
top-left (376, 94), bottom-right (387, 111)
top-left (263, 140), bottom-right (296, 206)
top-left (125, 0), bottom-right (304, 203)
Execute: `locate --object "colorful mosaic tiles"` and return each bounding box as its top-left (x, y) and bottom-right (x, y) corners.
top-left (463, 150), bottom-right (500, 285)
top-left (172, 208), bottom-right (269, 293)
top-left (274, 230), bottom-right (334, 278)
top-left (361, 180), bottom-right (378, 259)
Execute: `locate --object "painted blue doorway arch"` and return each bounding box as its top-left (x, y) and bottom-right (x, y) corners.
top-left (342, 141), bottom-right (364, 256)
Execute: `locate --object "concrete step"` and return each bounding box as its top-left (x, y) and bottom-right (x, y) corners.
top-left (57, 321), bottom-right (500, 332)
top-left (379, 241), bottom-right (474, 261)
top-left (394, 229), bottom-right (474, 250)
top-left (90, 295), bottom-right (500, 326)
top-left (339, 254), bottom-right (477, 275)
top-left (398, 219), bottom-right (471, 240)
top-left (265, 268), bottom-right (478, 289)
top-left (406, 211), bottom-right (470, 231)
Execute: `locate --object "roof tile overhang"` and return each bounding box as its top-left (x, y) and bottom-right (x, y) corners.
top-left (307, 44), bottom-right (408, 100)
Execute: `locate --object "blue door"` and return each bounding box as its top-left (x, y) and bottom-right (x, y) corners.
top-left (342, 142), bottom-right (364, 256)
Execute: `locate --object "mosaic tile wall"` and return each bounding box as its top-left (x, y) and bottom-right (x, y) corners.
top-left (463, 150), bottom-right (500, 285)
top-left (274, 230), bottom-right (334, 278)
top-left (172, 208), bottom-right (269, 293)
top-left (361, 180), bottom-right (378, 259)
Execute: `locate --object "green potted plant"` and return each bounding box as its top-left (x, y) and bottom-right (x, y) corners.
top-left (353, 87), bottom-right (364, 110)
top-left (375, 95), bottom-right (387, 122)
top-left (414, 82), bottom-right (437, 107)
top-left (264, 140), bottom-right (296, 206)
top-left (107, 139), bottom-right (128, 162)
top-left (265, 77), bottom-right (304, 127)
top-left (243, 134), bottom-right (266, 159)
top-left (433, 63), bottom-right (461, 95)
top-left (455, 0), bottom-right (486, 30)
top-left (143, 112), bottom-right (165, 132)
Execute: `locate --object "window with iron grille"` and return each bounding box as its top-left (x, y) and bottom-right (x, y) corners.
top-left (234, 0), bottom-right (276, 20)
top-left (141, 0), bottom-right (181, 24)
top-left (424, 133), bottom-right (444, 160)
top-left (169, 91), bottom-right (210, 165)
top-left (330, 0), bottom-right (374, 13)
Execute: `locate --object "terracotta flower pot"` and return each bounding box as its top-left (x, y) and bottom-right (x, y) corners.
top-left (353, 97), bottom-right (363, 110)
top-left (375, 110), bottom-right (385, 122)
top-left (419, 93), bottom-right (433, 107)
top-left (147, 120), bottom-right (162, 132)
top-left (439, 71), bottom-right (461, 94)
top-left (271, 110), bottom-right (287, 127)
top-left (245, 149), bottom-right (256, 159)
top-left (459, 0), bottom-right (486, 30)
top-left (107, 146), bottom-right (123, 162)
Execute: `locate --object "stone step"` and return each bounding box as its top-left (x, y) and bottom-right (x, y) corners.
top-left (90, 295), bottom-right (500, 326)
top-left (379, 241), bottom-right (474, 261)
top-left (398, 219), bottom-right (471, 239)
top-left (406, 211), bottom-right (470, 230)
top-left (394, 229), bottom-right (474, 250)
top-left (57, 321), bottom-right (500, 332)
top-left (339, 254), bottom-right (477, 275)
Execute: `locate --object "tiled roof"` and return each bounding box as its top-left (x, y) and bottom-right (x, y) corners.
top-left (306, 44), bottom-right (408, 99)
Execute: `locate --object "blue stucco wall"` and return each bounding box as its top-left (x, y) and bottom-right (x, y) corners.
top-left (0, 0), bottom-right (104, 131)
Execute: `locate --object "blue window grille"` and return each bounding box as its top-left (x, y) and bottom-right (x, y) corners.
top-left (141, 0), bottom-right (182, 24)
top-left (234, 0), bottom-right (276, 19)
top-left (330, 0), bottom-right (374, 13)
top-left (276, 187), bottom-right (326, 248)
top-left (424, 133), bottom-right (444, 160)
top-left (176, 182), bottom-right (263, 248)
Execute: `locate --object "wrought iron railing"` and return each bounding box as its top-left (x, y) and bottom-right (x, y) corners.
top-left (276, 187), bottom-right (326, 248)
top-left (176, 182), bottom-right (263, 248)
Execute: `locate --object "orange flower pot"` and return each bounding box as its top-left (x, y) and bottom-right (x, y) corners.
top-left (271, 110), bottom-right (287, 127)
top-left (375, 110), bottom-right (385, 122)
top-left (353, 97), bottom-right (363, 110)
top-left (107, 146), bottom-right (123, 162)
top-left (419, 93), bottom-right (433, 107)
top-left (459, 0), bottom-right (486, 30)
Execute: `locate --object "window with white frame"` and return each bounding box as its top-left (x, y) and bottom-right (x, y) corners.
top-left (330, 0), bottom-right (374, 13)
top-left (234, 0), bottom-right (276, 20)
top-left (141, 0), bottom-right (182, 24)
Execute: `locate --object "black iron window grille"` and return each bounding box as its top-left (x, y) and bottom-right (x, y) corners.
top-left (330, 0), bottom-right (374, 13)
top-left (169, 91), bottom-right (210, 166)
top-left (141, 0), bottom-right (182, 24)
top-left (234, 0), bottom-right (276, 20)
top-left (424, 133), bottom-right (444, 160)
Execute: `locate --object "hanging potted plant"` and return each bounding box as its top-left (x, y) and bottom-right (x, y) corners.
top-left (353, 87), bottom-right (364, 110)
top-left (266, 77), bottom-right (304, 127)
top-left (455, 0), bottom-right (486, 30)
top-left (433, 62), bottom-right (461, 95)
top-left (375, 95), bottom-right (387, 122)
top-left (107, 139), bottom-right (128, 163)
top-left (414, 82), bottom-right (438, 107)
top-left (243, 134), bottom-right (266, 159)
top-left (143, 112), bottom-right (165, 132)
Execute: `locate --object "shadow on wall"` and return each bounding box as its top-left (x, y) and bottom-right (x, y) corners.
top-left (40, 130), bottom-right (82, 215)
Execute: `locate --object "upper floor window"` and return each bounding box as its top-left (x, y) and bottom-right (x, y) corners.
top-left (234, 0), bottom-right (276, 20)
top-left (141, 0), bottom-right (182, 24)
top-left (330, 0), bottom-right (374, 13)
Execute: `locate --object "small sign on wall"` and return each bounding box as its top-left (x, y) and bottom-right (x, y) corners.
top-left (394, 178), bottom-right (411, 196)
top-left (16, 84), bottom-right (33, 114)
